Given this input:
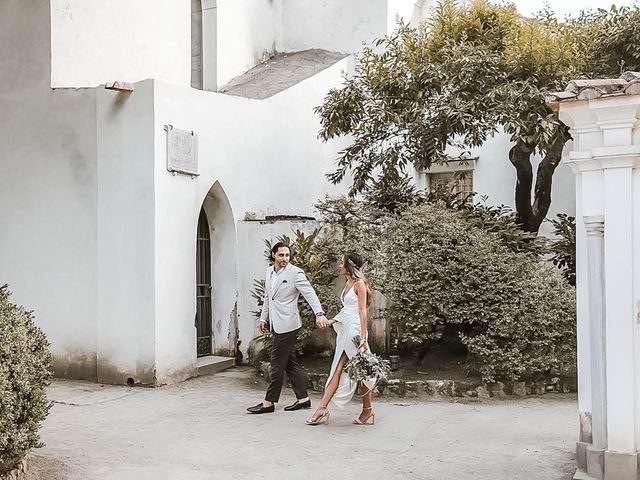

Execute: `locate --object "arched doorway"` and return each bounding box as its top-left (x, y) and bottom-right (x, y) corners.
top-left (195, 208), bottom-right (213, 356)
top-left (197, 181), bottom-right (237, 357)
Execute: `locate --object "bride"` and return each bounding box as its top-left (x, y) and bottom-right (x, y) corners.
top-left (306, 252), bottom-right (376, 426)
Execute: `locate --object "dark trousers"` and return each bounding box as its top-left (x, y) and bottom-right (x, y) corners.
top-left (265, 328), bottom-right (308, 403)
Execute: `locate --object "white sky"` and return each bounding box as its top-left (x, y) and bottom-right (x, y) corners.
top-left (508, 0), bottom-right (638, 18)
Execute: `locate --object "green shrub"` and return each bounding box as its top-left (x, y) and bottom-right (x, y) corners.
top-left (549, 213), bottom-right (576, 286)
top-left (461, 199), bottom-right (547, 257)
top-left (0, 285), bottom-right (52, 473)
top-left (383, 204), bottom-right (576, 383)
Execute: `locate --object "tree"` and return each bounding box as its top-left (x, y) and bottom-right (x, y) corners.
top-left (315, 0), bottom-right (639, 233)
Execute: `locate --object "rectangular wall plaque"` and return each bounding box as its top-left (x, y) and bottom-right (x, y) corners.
top-left (164, 124), bottom-right (199, 176)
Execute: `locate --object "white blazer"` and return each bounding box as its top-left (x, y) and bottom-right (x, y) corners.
top-left (259, 263), bottom-right (323, 334)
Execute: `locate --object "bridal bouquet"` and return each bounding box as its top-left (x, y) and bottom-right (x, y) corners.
top-left (344, 335), bottom-right (391, 386)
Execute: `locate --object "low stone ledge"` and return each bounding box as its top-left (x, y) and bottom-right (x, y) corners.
top-left (0, 460), bottom-right (27, 480)
top-left (256, 362), bottom-right (576, 399)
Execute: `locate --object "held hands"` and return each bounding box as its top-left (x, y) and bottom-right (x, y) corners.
top-left (315, 315), bottom-right (332, 329)
top-left (258, 321), bottom-right (267, 334)
top-left (358, 336), bottom-right (368, 350)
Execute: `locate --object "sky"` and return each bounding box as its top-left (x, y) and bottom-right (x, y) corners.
top-left (508, 0), bottom-right (638, 18)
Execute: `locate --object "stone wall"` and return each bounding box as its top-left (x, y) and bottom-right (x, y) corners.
top-left (258, 361), bottom-right (577, 399)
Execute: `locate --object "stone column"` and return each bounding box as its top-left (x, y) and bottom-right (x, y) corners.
top-left (602, 165), bottom-right (636, 480)
top-left (552, 74), bottom-right (640, 480)
top-left (574, 173), bottom-right (593, 470)
top-left (583, 215), bottom-right (606, 480)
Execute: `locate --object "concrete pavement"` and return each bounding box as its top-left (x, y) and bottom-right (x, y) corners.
top-left (28, 367), bottom-right (577, 480)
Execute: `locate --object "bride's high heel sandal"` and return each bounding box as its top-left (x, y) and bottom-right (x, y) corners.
top-left (352, 406), bottom-right (375, 425)
top-left (306, 406), bottom-right (330, 426)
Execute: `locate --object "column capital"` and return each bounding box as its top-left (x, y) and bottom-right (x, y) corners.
top-left (584, 215), bottom-right (605, 236)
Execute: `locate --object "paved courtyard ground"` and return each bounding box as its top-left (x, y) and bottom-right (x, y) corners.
top-left (28, 367), bottom-right (578, 480)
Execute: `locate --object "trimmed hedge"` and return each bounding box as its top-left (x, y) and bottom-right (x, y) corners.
top-left (383, 204), bottom-right (576, 383)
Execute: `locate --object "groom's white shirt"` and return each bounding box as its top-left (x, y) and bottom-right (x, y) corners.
top-left (259, 263), bottom-right (323, 334)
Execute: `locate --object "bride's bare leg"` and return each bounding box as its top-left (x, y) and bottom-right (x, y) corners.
top-left (357, 384), bottom-right (373, 422)
top-left (309, 352), bottom-right (348, 421)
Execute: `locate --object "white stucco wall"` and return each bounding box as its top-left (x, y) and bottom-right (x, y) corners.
top-left (217, 0), bottom-right (417, 87)
top-left (95, 81), bottom-right (157, 384)
top-left (50, 0), bottom-right (190, 88)
top-left (151, 58), bottom-right (350, 364)
top-left (2, 0), bottom-right (353, 382)
top-left (216, 0), bottom-right (281, 87)
top-left (0, 0), bottom-right (99, 379)
top-left (387, 0), bottom-right (420, 32)
top-left (411, 0), bottom-right (438, 24)
top-left (279, 0), bottom-right (388, 54)
top-left (48, 0), bottom-right (414, 91)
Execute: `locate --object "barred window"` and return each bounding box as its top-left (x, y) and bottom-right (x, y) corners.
top-left (429, 171), bottom-right (473, 202)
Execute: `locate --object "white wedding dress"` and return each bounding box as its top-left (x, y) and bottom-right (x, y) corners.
top-left (326, 284), bottom-right (376, 409)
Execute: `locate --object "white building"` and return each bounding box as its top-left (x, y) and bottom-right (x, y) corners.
top-left (0, 0), bottom-right (575, 385)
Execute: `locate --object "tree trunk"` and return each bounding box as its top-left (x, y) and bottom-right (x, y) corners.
top-left (531, 128), bottom-right (570, 231)
top-left (508, 128), bottom-right (570, 234)
top-left (508, 140), bottom-right (536, 231)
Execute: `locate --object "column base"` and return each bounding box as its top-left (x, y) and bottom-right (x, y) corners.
top-left (603, 451), bottom-right (638, 480)
top-left (577, 448), bottom-right (639, 480)
top-left (586, 446), bottom-right (604, 480)
top-left (576, 441), bottom-right (589, 471)
top-left (574, 469), bottom-right (597, 480)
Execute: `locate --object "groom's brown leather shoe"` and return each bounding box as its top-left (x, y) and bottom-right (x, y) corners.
top-left (247, 403), bottom-right (275, 414)
top-left (284, 399), bottom-right (311, 411)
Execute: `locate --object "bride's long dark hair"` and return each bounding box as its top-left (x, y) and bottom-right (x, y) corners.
top-left (343, 252), bottom-right (373, 307)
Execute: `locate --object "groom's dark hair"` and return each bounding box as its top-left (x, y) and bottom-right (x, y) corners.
top-left (271, 242), bottom-right (291, 260)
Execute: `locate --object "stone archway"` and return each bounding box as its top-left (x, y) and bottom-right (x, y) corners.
top-left (199, 181), bottom-right (237, 357)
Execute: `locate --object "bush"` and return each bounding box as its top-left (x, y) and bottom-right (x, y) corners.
top-left (314, 191), bottom-right (548, 296)
top-left (461, 199), bottom-right (547, 257)
top-left (383, 204), bottom-right (576, 383)
top-left (549, 213), bottom-right (576, 286)
top-left (0, 285), bottom-right (52, 473)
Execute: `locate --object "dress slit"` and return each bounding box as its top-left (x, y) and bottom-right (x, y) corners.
top-left (325, 285), bottom-right (376, 409)
top-left (325, 350), bottom-right (350, 389)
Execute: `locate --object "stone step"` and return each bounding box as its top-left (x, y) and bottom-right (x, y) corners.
top-left (195, 356), bottom-right (234, 377)
top-left (573, 468), bottom-right (595, 480)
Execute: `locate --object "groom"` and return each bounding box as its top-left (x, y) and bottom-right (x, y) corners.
top-left (247, 242), bottom-right (330, 414)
